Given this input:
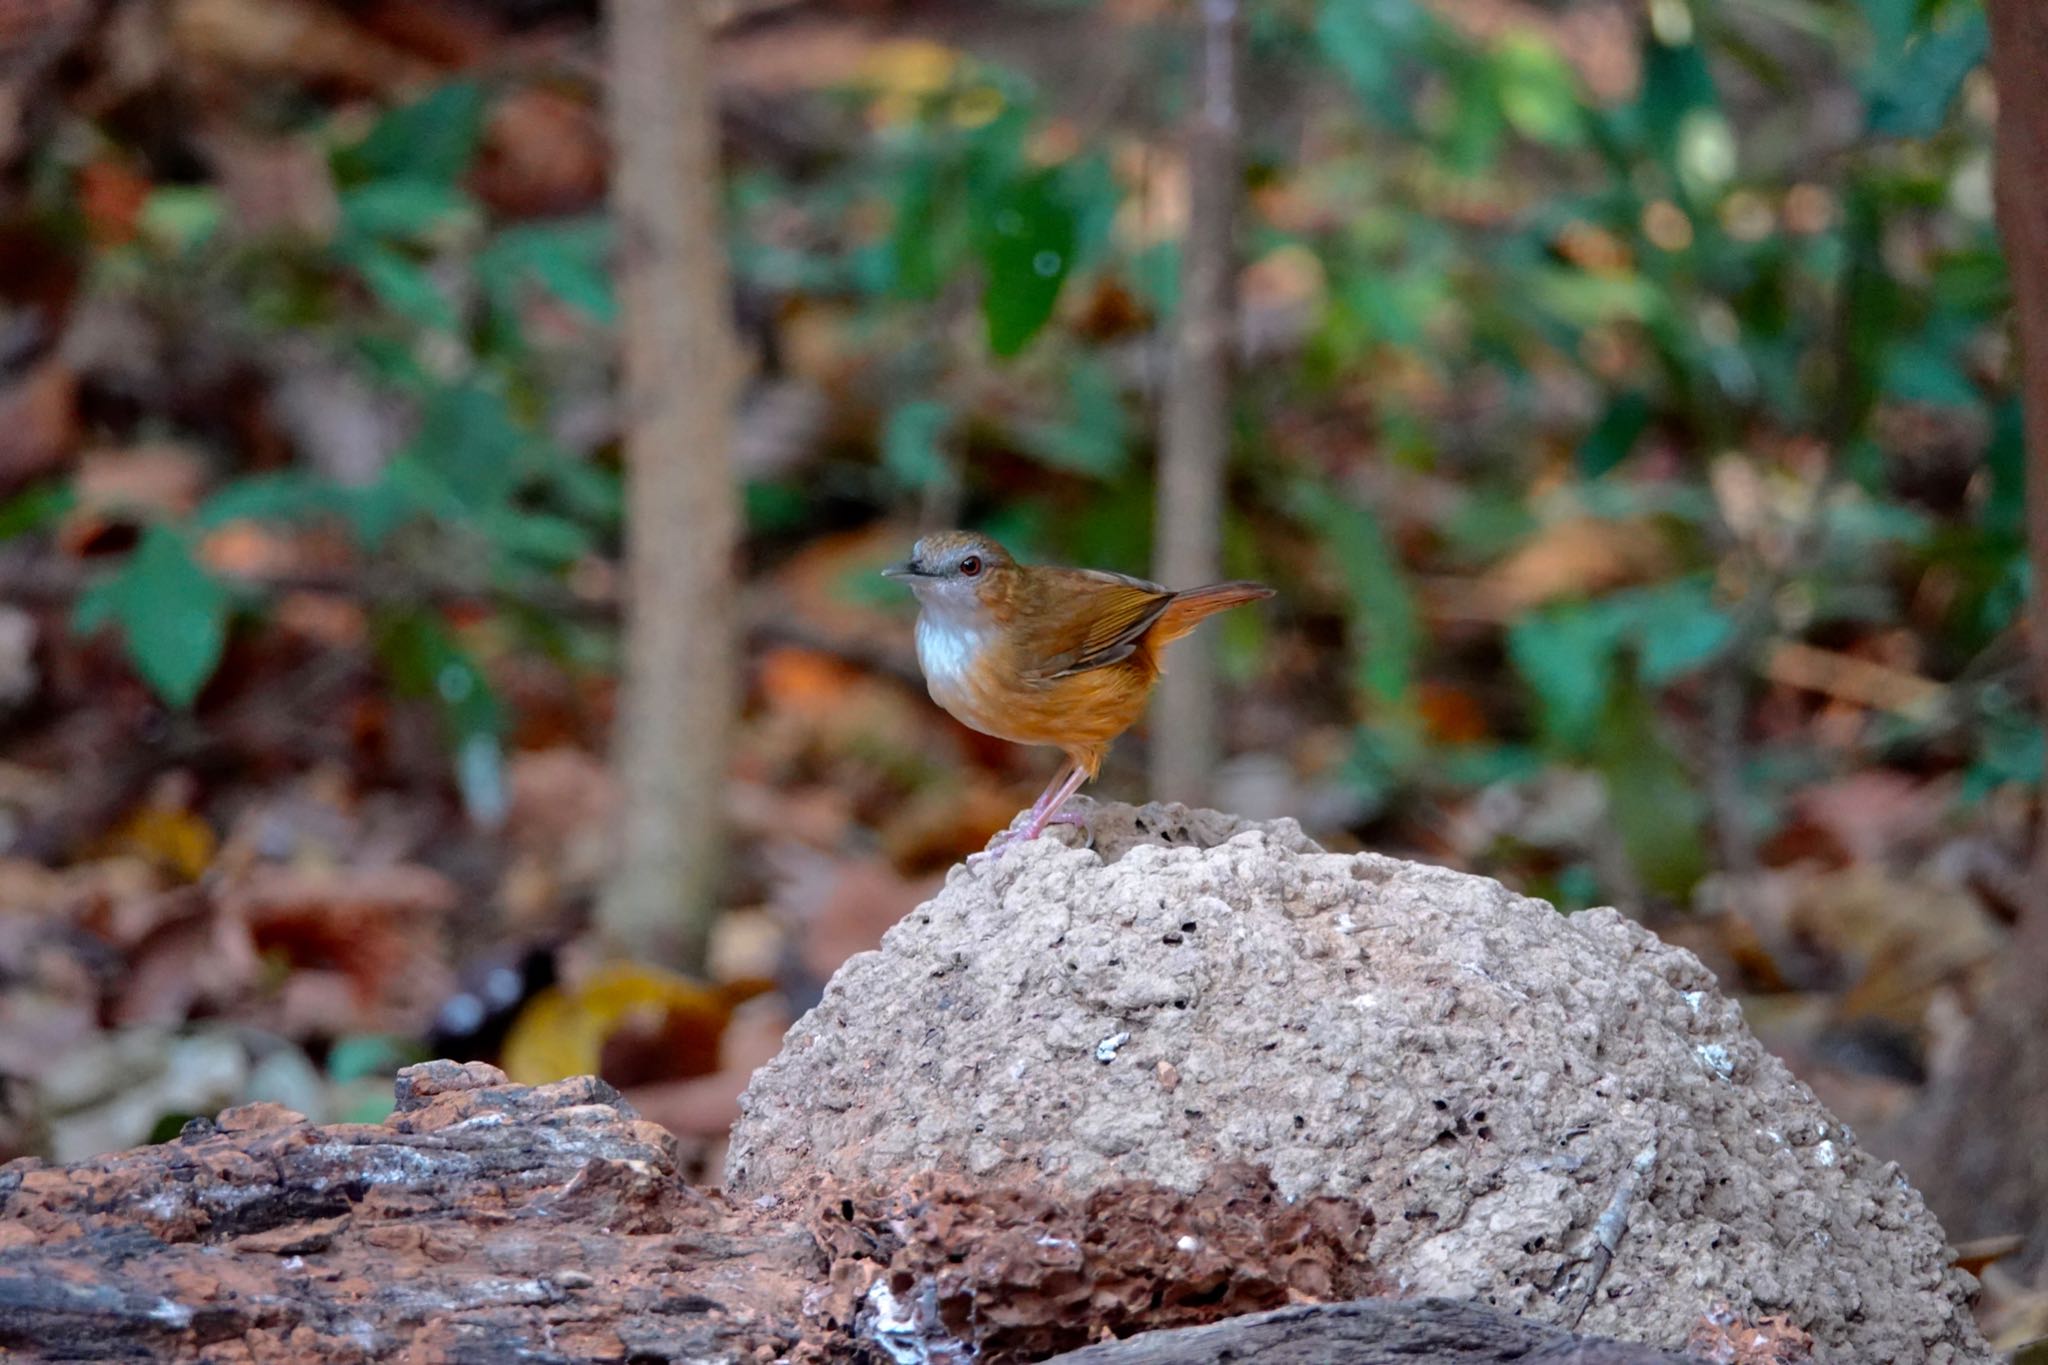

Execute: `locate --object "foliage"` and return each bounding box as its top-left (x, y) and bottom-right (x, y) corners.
top-left (0, 0), bottom-right (2024, 914)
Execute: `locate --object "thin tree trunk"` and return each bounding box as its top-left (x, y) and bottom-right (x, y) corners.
top-left (600, 0), bottom-right (739, 968)
top-left (1899, 0), bottom-right (2048, 1272)
top-left (1150, 0), bottom-right (1241, 807)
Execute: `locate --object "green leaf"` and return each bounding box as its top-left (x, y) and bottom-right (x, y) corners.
top-left (744, 481), bottom-right (808, 534)
top-left (1291, 488), bottom-right (1420, 708)
top-left (1508, 602), bottom-right (1621, 751)
top-left (1020, 358), bottom-right (1130, 478)
top-left (976, 169), bottom-right (1076, 357)
top-left (887, 146), bottom-right (950, 301)
top-left (140, 187), bottom-right (224, 251)
top-left (1880, 336), bottom-right (1978, 407)
top-left (1984, 400), bottom-right (2026, 538)
top-left (339, 180), bottom-right (475, 242)
top-left (348, 82), bottom-right (488, 184)
top-left (327, 1035), bottom-right (422, 1083)
top-left (1590, 684), bottom-right (1709, 897)
top-left (1638, 37), bottom-right (1720, 164)
top-left (482, 506), bottom-right (592, 567)
top-left (1315, 0), bottom-right (1429, 130)
top-left (1866, 10), bottom-right (1987, 136)
top-left (377, 610), bottom-right (503, 742)
top-left (405, 383), bottom-right (529, 510)
top-left (481, 220), bottom-right (616, 325)
top-left (196, 473), bottom-right (340, 530)
top-left (1626, 580), bottom-right (1734, 685)
top-left (546, 458), bottom-right (623, 527)
top-left (98, 525), bottom-right (232, 708)
top-left (1577, 392), bottom-right (1652, 478)
top-left (349, 240), bottom-right (455, 329)
top-left (1493, 33), bottom-right (1584, 147)
top-left (0, 482), bottom-right (75, 538)
top-left (336, 476), bottom-right (415, 548)
top-left (882, 399), bottom-right (953, 488)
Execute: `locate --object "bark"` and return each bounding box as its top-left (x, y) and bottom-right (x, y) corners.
top-left (1039, 1298), bottom-right (1702, 1365)
top-left (0, 1063), bottom-right (818, 1363)
top-left (1149, 0), bottom-right (1241, 807)
top-left (1901, 0), bottom-right (2048, 1273)
top-left (599, 0), bottom-right (742, 967)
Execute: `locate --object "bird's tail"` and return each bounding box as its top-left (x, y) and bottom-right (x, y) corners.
top-left (1148, 581), bottom-right (1275, 648)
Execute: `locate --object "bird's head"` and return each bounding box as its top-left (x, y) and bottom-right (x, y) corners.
top-left (883, 530), bottom-right (1017, 622)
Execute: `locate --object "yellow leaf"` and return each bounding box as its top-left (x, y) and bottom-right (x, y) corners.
top-left (499, 961), bottom-right (729, 1086)
top-left (99, 805), bottom-right (217, 882)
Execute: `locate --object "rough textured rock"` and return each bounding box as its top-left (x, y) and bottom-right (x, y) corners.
top-left (728, 801), bottom-right (1990, 1365)
top-left (807, 1163), bottom-right (1381, 1362)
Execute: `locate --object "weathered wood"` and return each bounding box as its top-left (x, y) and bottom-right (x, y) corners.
top-left (1040, 1298), bottom-right (1702, 1365)
top-left (0, 1062), bottom-right (817, 1363)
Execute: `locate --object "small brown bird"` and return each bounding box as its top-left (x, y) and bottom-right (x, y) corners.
top-left (885, 531), bottom-right (1274, 853)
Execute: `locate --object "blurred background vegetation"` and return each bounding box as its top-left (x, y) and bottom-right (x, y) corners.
top-left (1, 0), bottom-right (2044, 1343)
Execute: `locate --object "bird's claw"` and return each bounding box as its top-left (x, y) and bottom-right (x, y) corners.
top-left (970, 809), bottom-right (1090, 865)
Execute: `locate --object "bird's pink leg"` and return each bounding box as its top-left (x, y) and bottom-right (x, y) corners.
top-left (1020, 763), bottom-right (1091, 839)
top-left (978, 762), bottom-right (1091, 859)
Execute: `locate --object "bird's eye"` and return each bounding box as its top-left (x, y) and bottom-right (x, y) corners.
top-left (959, 556), bottom-right (983, 577)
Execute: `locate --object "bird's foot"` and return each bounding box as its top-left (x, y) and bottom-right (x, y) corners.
top-left (969, 808), bottom-right (1089, 865)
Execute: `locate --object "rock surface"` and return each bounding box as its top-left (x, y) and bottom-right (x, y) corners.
top-left (728, 801), bottom-right (1990, 1365)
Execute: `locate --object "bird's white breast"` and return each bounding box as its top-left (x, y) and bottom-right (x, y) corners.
top-left (914, 613), bottom-right (987, 696)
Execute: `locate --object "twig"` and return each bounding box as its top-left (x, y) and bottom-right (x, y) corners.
top-left (599, 0), bottom-right (744, 971)
top-left (1559, 1142), bottom-right (1658, 1330)
top-left (1149, 0), bottom-right (1241, 807)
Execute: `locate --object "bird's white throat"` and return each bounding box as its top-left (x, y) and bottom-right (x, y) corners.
top-left (914, 611), bottom-right (988, 689)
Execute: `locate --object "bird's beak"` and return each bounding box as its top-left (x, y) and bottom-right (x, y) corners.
top-left (881, 562), bottom-right (918, 581)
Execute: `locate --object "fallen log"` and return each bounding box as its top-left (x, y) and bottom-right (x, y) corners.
top-left (1039, 1298), bottom-right (1701, 1365)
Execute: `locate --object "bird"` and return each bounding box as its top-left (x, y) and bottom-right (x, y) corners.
top-left (884, 530), bottom-right (1274, 854)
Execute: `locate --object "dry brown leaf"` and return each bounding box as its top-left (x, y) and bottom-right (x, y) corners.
top-left (1763, 640), bottom-right (1946, 720)
top-left (1779, 770), bottom-right (1957, 868)
top-left (474, 86), bottom-right (607, 217)
top-left (67, 443), bottom-right (207, 532)
top-left (0, 359), bottom-right (78, 491)
top-left (1475, 516), bottom-right (1669, 615)
top-left (216, 864), bottom-right (459, 1035)
top-left (766, 844), bottom-right (942, 984)
top-left (114, 892), bottom-right (262, 1027)
top-left (622, 992), bottom-right (796, 1138)
top-left (168, 0), bottom-right (434, 93)
top-left (202, 131), bottom-right (339, 238)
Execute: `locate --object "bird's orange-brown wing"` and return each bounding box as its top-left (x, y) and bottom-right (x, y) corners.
top-left (1014, 568), bottom-right (1176, 680)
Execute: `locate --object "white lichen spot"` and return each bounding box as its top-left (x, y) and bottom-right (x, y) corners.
top-left (1176, 1235), bottom-right (1201, 1253)
top-left (1682, 990), bottom-right (1706, 1012)
top-left (149, 1300), bottom-right (193, 1329)
top-left (1694, 1043), bottom-right (1734, 1079)
top-left (1035, 1234), bottom-right (1077, 1250)
top-left (1095, 1031), bottom-right (1130, 1063)
top-left (865, 1278), bottom-right (974, 1365)
top-left (1333, 911), bottom-right (1357, 934)
top-left (1815, 1140), bottom-right (1837, 1168)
